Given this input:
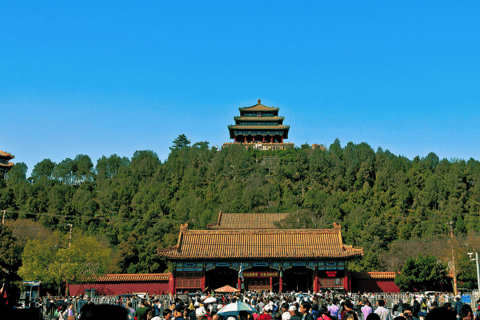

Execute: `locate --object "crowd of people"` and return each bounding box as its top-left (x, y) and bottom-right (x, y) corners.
top-left (31, 290), bottom-right (480, 320)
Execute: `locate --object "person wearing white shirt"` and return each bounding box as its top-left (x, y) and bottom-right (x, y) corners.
top-left (374, 300), bottom-right (392, 320)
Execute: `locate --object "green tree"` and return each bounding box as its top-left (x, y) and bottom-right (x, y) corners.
top-left (0, 224), bottom-right (23, 281)
top-left (394, 254), bottom-right (448, 291)
top-left (5, 162), bottom-right (28, 184)
top-left (19, 232), bottom-right (112, 292)
top-left (74, 154), bottom-right (94, 182)
top-left (31, 159), bottom-right (56, 181)
top-left (170, 134), bottom-right (191, 151)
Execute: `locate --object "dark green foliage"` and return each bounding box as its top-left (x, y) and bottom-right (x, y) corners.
top-left (394, 254), bottom-right (448, 291)
top-left (170, 134), bottom-right (191, 151)
top-left (5, 162), bottom-right (28, 184)
top-left (3, 138), bottom-right (480, 274)
top-left (31, 159), bottom-right (55, 181)
top-left (0, 224), bottom-right (23, 281)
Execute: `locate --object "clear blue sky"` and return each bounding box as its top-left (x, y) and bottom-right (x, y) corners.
top-left (2, 1), bottom-right (480, 173)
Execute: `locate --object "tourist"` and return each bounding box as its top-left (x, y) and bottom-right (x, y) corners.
top-left (340, 300), bottom-right (353, 320)
top-left (281, 303), bottom-right (291, 320)
top-left (366, 314), bottom-right (380, 320)
top-left (476, 299), bottom-right (480, 319)
top-left (454, 297), bottom-right (463, 319)
top-left (299, 302), bottom-right (314, 320)
top-left (361, 301), bottom-right (373, 320)
top-left (424, 307), bottom-right (455, 320)
top-left (126, 301), bottom-right (135, 320)
top-left (345, 311), bottom-right (358, 320)
top-left (373, 300), bottom-right (391, 320)
top-left (164, 309), bottom-right (173, 320)
top-left (289, 305), bottom-right (301, 320)
top-left (136, 300), bottom-right (154, 320)
top-left (317, 306), bottom-right (333, 320)
top-left (259, 304), bottom-right (274, 320)
top-left (328, 299), bottom-right (340, 319)
top-left (460, 304), bottom-right (474, 320)
top-left (312, 304), bottom-right (320, 320)
top-left (173, 304), bottom-right (186, 320)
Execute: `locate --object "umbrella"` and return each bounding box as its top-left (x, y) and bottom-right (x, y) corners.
top-left (214, 285), bottom-right (240, 293)
top-left (217, 301), bottom-right (257, 316)
top-left (203, 297), bottom-right (217, 304)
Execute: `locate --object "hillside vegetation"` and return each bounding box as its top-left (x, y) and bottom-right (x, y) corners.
top-left (2, 137), bottom-right (480, 285)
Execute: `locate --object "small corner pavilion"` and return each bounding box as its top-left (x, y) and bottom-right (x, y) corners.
top-left (158, 212), bottom-right (363, 293)
top-left (0, 150), bottom-right (14, 173)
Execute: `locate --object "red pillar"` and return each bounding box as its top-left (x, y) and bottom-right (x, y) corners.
top-left (313, 269), bottom-right (319, 293)
top-left (244, 136), bottom-right (247, 143)
top-left (263, 136), bottom-right (265, 143)
top-left (201, 270), bottom-right (206, 291)
top-left (238, 276), bottom-right (242, 291)
top-left (168, 270), bottom-right (176, 294)
top-left (271, 136), bottom-right (274, 143)
top-left (234, 135), bottom-right (237, 142)
top-left (281, 137), bottom-right (284, 143)
top-left (270, 277), bottom-right (273, 291)
top-left (252, 136), bottom-right (255, 143)
top-left (344, 269), bottom-right (350, 292)
top-left (279, 275), bottom-right (283, 292)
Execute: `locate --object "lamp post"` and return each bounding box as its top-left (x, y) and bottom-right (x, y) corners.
top-left (467, 252), bottom-right (480, 292)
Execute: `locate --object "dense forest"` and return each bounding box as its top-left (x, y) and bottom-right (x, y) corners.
top-left (2, 135), bottom-right (480, 289)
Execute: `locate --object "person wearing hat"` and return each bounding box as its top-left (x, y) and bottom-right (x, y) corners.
top-left (289, 306), bottom-right (301, 320)
top-left (260, 304), bottom-right (274, 320)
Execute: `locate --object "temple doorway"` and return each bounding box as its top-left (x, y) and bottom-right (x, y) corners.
top-left (206, 267), bottom-right (237, 291)
top-left (284, 267), bottom-right (313, 292)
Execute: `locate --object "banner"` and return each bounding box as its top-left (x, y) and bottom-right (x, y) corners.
top-left (318, 270), bottom-right (344, 278)
top-left (243, 271), bottom-right (279, 278)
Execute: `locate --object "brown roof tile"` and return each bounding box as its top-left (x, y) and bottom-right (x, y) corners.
top-left (239, 100), bottom-right (279, 112)
top-left (228, 125), bottom-right (290, 130)
top-left (91, 273), bottom-right (170, 282)
top-left (351, 272), bottom-right (397, 280)
top-left (234, 116), bottom-right (284, 122)
top-left (0, 150), bottom-right (14, 160)
top-left (158, 223), bottom-right (363, 260)
top-left (207, 212), bottom-right (289, 229)
top-left (0, 163), bottom-right (14, 168)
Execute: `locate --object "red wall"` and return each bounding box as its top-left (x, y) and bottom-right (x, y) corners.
top-left (352, 279), bottom-right (400, 293)
top-left (69, 281), bottom-right (170, 296)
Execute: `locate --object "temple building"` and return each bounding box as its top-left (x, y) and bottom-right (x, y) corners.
top-left (158, 212), bottom-right (363, 293)
top-left (0, 150), bottom-right (14, 173)
top-left (224, 100), bottom-right (294, 150)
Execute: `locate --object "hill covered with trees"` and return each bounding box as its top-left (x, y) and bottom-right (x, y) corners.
top-left (2, 135), bottom-right (480, 290)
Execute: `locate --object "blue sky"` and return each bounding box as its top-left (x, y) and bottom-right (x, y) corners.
top-left (2, 1), bottom-right (480, 173)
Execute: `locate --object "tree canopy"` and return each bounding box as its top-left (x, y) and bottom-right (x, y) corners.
top-left (394, 254), bottom-right (448, 291)
top-left (2, 137), bottom-right (480, 287)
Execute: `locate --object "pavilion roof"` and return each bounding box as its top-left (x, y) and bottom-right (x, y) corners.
top-left (234, 116), bottom-right (284, 122)
top-left (228, 125), bottom-right (290, 131)
top-left (158, 223), bottom-right (363, 260)
top-left (207, 212), bottom-right (289, 229)
top-left (239, 100), bottom-right (279, 112)
top-left (0, 150), bottom-right (14, 160)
